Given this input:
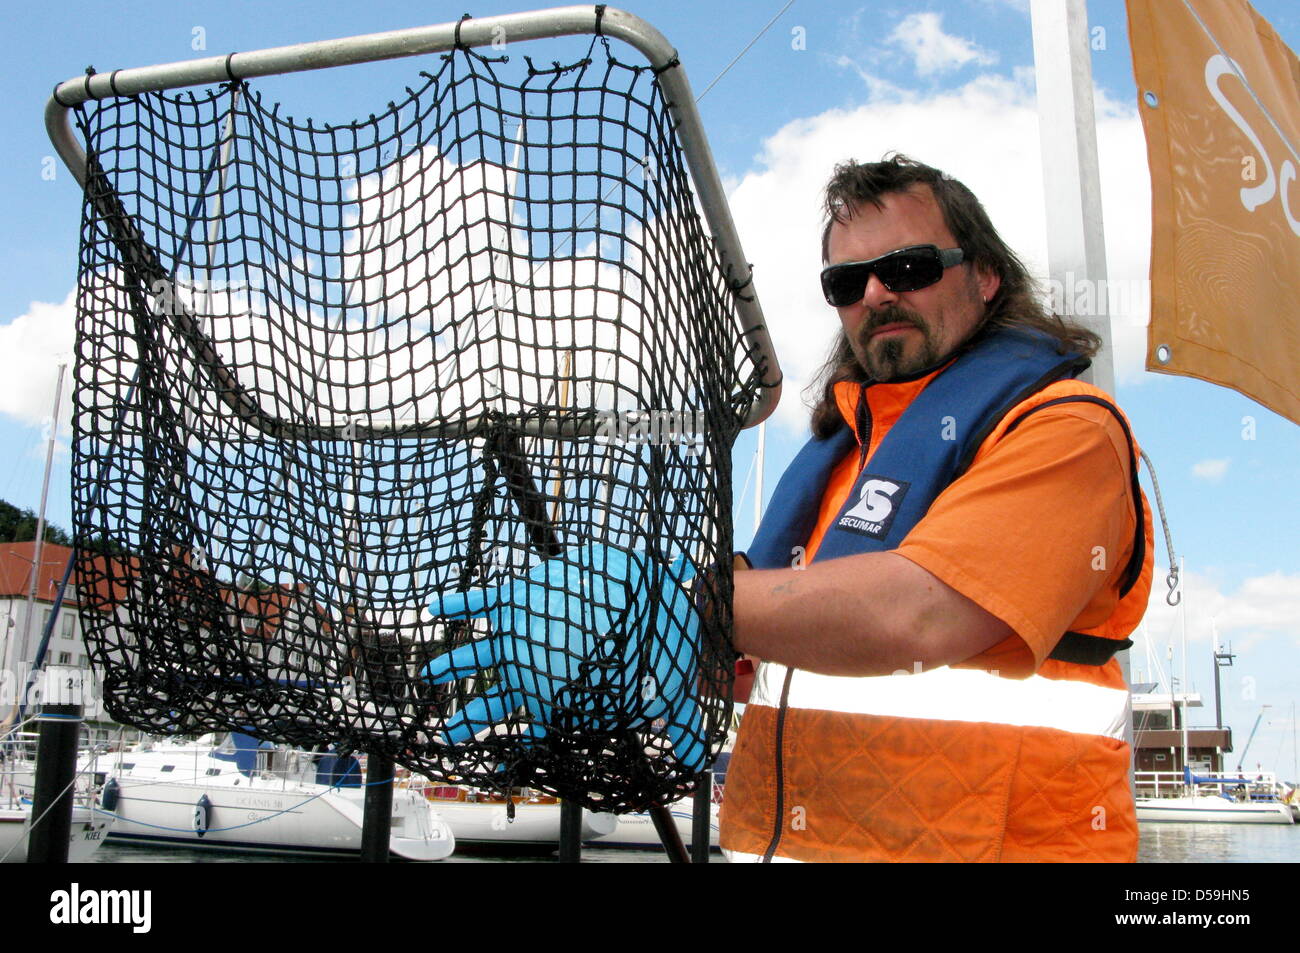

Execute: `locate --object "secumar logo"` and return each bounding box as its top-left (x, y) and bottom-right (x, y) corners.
top-left (837, 475), bottom-right (909, 540)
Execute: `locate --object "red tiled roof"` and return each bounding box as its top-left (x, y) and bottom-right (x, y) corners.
top-left (220, 584), bottom-right (297, 640)
top-left (0, 542), bottom-right (78, 605)
top-left (78, 551), bottom-right (142, 609)
top-left (0, 540), bottom-right (337, 640)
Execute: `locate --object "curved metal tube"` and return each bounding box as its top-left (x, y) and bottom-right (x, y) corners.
top-left (45, 5), bottom-right (782, 437)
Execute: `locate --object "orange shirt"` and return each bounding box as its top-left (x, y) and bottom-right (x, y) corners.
top-left (803, 375), bottom-right (1149, 682)
top-left (722, 372), bottom-right (1151, 862)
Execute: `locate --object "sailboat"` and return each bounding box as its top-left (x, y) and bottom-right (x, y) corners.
top-left (1135, 768), bottom-right (1295, 824)
top-left (92, 732), bottom-right (456, 859)
top-left (1132, 571), bottom-right (1296, 825)
top-left (0, 723), bottom-right (113, 863)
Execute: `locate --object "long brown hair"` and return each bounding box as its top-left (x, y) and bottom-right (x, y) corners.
top-left (807, 155), bottom-right (1100, 438)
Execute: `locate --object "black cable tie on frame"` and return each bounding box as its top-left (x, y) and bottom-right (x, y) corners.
top-left (454, 13), bottom-right (473, 50)
top-left (52, 81), bottom-right (74, 108)
top-left (594, 4), bottom-right (607, 35)
top-left (524, 55), bottom-right (593, 79)
top-left (652, 52), bottom-right (681, 76)
top-left (727, 264), bottom-right (756, 302)
top-left (82, 66), bottom-right (97, 102)
top-left (108, 70), bottom-right (123, 98)
top-left (224, 53), bottom-right (240, 83)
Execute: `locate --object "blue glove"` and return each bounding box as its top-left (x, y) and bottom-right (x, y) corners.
top-left (421, 544), bottom-right (707, 771)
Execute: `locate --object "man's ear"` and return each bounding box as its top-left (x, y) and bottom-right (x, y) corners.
top-left (976, 265), bottom-right (1001, 303)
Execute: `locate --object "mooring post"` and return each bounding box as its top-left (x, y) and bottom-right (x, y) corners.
top-left (691, 769), bottom-right (712, 863)
top-left (27, 701), bottom-right (82, 863)
top-left (558, 798), bottom-right (583, 862)
top-left (649, 804), bottom-right (691, 863)
top-left (360, 751), bottom-right (394, 862)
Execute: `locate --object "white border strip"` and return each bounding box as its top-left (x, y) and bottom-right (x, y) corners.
top-left (751, 662), bottom-right (1129, 739)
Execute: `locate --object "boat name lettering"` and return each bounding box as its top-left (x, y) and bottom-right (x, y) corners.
top-left (235, 795), bottom-right (285, 810)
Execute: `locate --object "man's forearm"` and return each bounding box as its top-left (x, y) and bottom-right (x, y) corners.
top-left (730, 551), bottom-right (1013, 677)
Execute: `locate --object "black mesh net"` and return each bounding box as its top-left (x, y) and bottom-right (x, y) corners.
top-left (69, 34), bottom-right (765, 812)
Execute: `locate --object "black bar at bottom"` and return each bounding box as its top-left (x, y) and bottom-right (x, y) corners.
top-left (651, 805), bottom-right (691, 863)
top-left (27, 703), bottom-right (82, 864)
top-left (691, 770), bottom-right (712, 863)
top-left (360, 752), bottom-right (394, 862)
top-left (558, 798), bottom-right (582, 862)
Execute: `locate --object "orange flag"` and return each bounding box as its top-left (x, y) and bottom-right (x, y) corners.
top-left (1128, 0), bottom-right (1300, 424)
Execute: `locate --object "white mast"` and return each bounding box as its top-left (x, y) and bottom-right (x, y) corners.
top-left (23, 362), bottom-right (67, 663)
top-left (1030, 0), bottom-right (1134, 771)
top-left (1179, 556), bottom-right (1189, 780)
top-left (1030, 0), bottom-right (1115, 395)
top-left (0, 363), bottom-right (67, 730)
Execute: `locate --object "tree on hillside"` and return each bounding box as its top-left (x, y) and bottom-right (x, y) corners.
top-left (0, 498), bottom-right (73, 546)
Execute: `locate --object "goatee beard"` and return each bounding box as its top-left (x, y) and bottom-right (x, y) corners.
top-left (851, 305), bottom-right (938, 382)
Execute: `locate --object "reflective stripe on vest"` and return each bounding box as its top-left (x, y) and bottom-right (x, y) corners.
top-left (749, 662), bottom-right (1130, 739)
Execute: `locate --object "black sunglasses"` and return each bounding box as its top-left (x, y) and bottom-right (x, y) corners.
top-left (820, 245), bottom-right (965, 306)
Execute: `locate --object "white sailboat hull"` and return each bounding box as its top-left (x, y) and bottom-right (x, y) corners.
top-left (593, 800), bottom-right (720, 850)
top-left (1136, 795), bottom-right (1296, 824)
top-left (0, 804), bottom-right (114, 863)
top-left (418, 790), bottom-right (617, 846)
top-left (99, 742), bottom-right (455, 860)
top-left (108, 779), bottom-right (454, 859)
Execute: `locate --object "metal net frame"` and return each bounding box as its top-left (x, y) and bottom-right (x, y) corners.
top-left (48, 7), bottom-right (779, 812)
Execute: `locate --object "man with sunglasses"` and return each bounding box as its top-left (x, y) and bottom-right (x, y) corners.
top-left (720, 155), bottom-right (1153, 863)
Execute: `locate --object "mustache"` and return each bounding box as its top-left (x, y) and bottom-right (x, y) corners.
top-left (856, 305), bottom-right (923, 343)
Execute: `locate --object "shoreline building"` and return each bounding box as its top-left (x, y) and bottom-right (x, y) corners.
top-left (1131, 683), bottom-right (1234, 792)
top-left (0, 540), bottom-right (122, 742)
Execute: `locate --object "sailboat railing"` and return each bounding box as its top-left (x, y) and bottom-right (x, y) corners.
top-left (1136, 769), bottom-right (1290, 800)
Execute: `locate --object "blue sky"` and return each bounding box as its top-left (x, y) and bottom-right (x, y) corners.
top-left (3, 0), bottom-right (1298, 775)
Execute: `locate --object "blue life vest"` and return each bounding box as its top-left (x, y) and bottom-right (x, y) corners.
top-left (749, 328), bottom-right (1088, 570)
top-left (745, 327), bottom-right (1143, 666)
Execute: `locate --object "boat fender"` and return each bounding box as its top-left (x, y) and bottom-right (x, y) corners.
top-left (99, 777), bottom-right (120, 812)
top-left (193, 794), bottom-right (213, 838)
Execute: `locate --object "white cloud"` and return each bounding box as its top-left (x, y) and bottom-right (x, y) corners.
top-left (33, 144), bottom-right (703, 445)
top-left (25, 439), bottom-right (69, 461)
top-left (1191, 458), bottom-right (1231, 482)
top-left (1131, 567), bottom-right (1300, 772)
top-left (0, 289), bottom-right (76, 433)
top-left (1136, 566), bottom-right (1300, 659)
top-left (14, 142), bottom-right (728, 570)
top-left (726, 73), bottom-right (1151, 433)
top-left (971, 0), bottom-right (1031, 14)
top-left (830, 55), bottom-right (908, 101)
top-left (1093, 92), bottom-right (1154, 387)
top-left (887, 13), bottom-right (998, 77)
top-left (19, 73), bottom-right (1154, 462)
